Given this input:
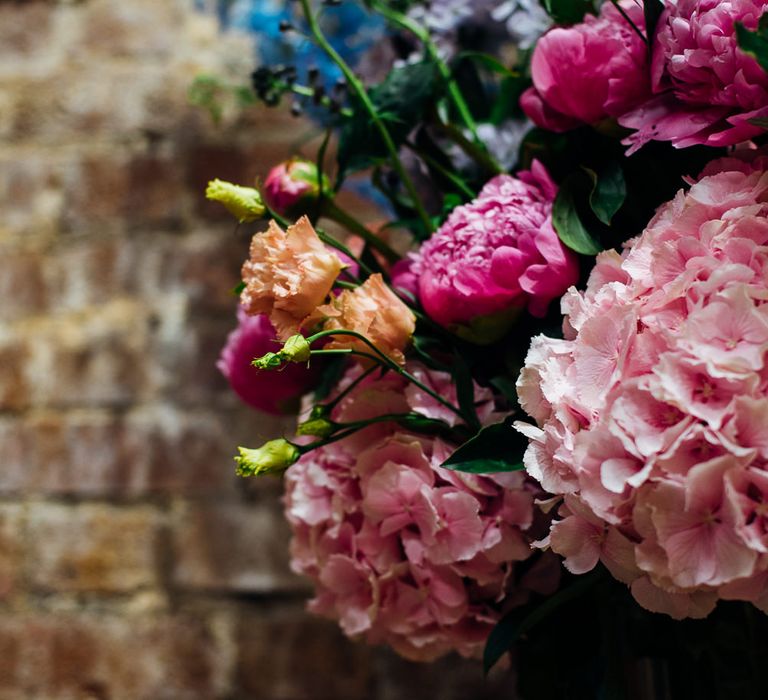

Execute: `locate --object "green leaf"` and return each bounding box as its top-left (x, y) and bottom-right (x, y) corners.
top-left (451, 349), bottom-right (481, 431)
top-left (584, 162), bottom-right (626, 226)
top-left (552, 174), bottom-right (602, 255)
top-left (643, 0), bottom-right (664, 42)
top-left (736, 13), bottom-right (768, 74)
top-left (542, 0), bottom-right (594, 25)
top-left (749, 117), bottom-right (768, 129)
top-left (337, 61), bottom-right (440, 180)
top-left (442, 417), bottom-right (526, 473)
top-left (457, 52), bottom-right (518, 78)
top-left (483, 570), bottom-right (604, 674)
top-left (232, 281), bottom-right (246, 296)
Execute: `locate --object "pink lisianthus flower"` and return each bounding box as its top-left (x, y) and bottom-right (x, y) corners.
top-left (285, 365), bottom-right (555, 661)
top-left (412, 162), bottom-right (579, 342)
top-left (520, 1), bottom-right (651, 131)
top-left (516, 152), bottom-right (768, 619)
top-left (263, 158), bottom-right (327, 217)
top-left (621, 0), bottom-right (768, 152)
top-left (217, 307), bottom-right (320, 415)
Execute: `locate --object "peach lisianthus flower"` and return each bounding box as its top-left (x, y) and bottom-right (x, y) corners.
top-left (311, 273), bottom-right (416, 365)
top-left (240, 216), bottom-right (343, 339)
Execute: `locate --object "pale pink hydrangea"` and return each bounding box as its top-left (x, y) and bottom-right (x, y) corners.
top-left (403, 162), bottom-right (579, 337)
top-left (516, 152), bottom-right (768, 619)
top-left (621, 0), bottom-right (768, 152)
top-left (285, 365), bottom-right (555, 661)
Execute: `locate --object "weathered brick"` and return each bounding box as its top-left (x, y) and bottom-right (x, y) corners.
top-left (26, 503), bottom-right (163, 593)
top-left (172, 497), bottom-right (307, 594)
top-left (0, 505), bottom-right (25, 603)
top-left (235, 603), bottom-right (375, 700)
top-left (0, 335), bottom-right (31, 411)
top-left (0, 612), bottom-right (231, 699)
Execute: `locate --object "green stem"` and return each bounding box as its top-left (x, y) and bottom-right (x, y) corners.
top-left (433, 117), bottom-right (502, 176)
top-left (288, 83), bottom-right (354, 117)
top-left (321, 199), bottom-right (399, 263)
top-left (314, 227), bottom-right (374, 278)
top-left (320, 363), bottom-right (380, 411)
top-left (404, 141), bottom-right (476, 199)
top-left (608, 0), bottom-right (648, 45)
top-left (307, 329), bottom-right (467, 422)
top-left (297, 0), bottom-right (434, 234)
top-left (370, 0), bottom-right (493, 158)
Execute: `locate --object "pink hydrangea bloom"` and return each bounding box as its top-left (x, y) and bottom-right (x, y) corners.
top-left (412, 162), bottom-right (579, 336)
top-left (520, 1), bottom-right (650, 131)
top-left (621, 0), bottom-right (768, 152)
top-left (285, 365), bottom-right (555, 661)
top-left (217, 307), bottom-right (319, 415)
top-left (517, 152), bottom-right (768, 619)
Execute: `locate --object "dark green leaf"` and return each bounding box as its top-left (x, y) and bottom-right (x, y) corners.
top-left (457, 52), bottom-right (518, 78)
top-left (337, 61), bottom-right (440, 180)
top-left (643, 0), bottom-right (664, 42)
top-left (442, 417), bottom-right (526, 473)
top-left (232, 281), bottom-right (246, 296)
top-left (452, 349), bottom-right (481, 431)
top-left (312, 357), bottom-right (347, 402)
top-left (489, 375), bottom-right (518, 405)
top-left (749, 117), bottom-right (768, 129)
top-left (542, 0), bottom-right (594, 25)
top-left (736, 13), bottom-right (768, 74)
top-left (552, 175), bottom-right (602, 255)
top-left (483, 570), bottom-right (604, 674)
top-left (584, 162), bottom-right (626, 225)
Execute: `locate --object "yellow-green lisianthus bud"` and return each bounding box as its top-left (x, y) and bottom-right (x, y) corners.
top-left (234, 439), bottom-right (300, 477)
top-left (296, 417), bottom-right (335, 438)
top-left (281, 334), bottom-right (311, 363)
top-left (252, 351), bottom-right (284, 370)
top-left (206, 179), bottom-right (266, 223)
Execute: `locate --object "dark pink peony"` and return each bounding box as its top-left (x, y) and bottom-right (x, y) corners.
top-left (218, 307), bottom-right (319, 414)
top-left (409, 162), bottom-right (579, 339)
top-left (521, 1), bottom-right (651, 131)
top-left (621, 0), bottom-right (768, 151)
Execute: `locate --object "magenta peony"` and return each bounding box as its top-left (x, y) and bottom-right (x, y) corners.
top-left (621, 0), bottom-right (768, 152)
top-left (285, 365), bottom-right (555, 661)
top-left (516, 153), bottom-right (768, 619)
top-left (218, 307), bottom-right (319, 415)
top-left (411, 162), bottom-right (579, 339)
top-left (520, 1), bottom-right (650, 132)
top-left (263, 158), bottom-right (327, 217)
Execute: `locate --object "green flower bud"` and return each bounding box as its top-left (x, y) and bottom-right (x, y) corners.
top-left (296, 417), bottom-right (335, 438)
top-left (281, 334), bottom-right (311, 363)
top-left (206, 179), bottom-right (266, 223)
top-left (234, 439), bottom-right (300, 477)
top-left (252, 352), bottom-right (284, 370)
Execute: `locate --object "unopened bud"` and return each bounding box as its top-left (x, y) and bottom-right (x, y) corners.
top-left (206, 179), bottom-right (265, 223)
top-left (234, 439), bottom-right (300, 477)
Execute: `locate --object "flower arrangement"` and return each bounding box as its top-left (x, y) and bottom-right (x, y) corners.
top-left (199, 0), bottom-right (768, 695)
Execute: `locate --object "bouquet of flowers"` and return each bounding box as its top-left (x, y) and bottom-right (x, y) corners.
top-left (205, 0), bottom-right (768, 695)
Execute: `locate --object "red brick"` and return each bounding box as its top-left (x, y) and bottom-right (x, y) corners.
top-left (26, 503), bottom-right (163, 593)
top-left (0, 505), bottom-right (25, 603)
top-left (0, 252), bottom-right (48, 321)
top-left (0, 337), bottom-right (31, 411)
top-left (0, 613), bottom-right (230, 699)
top-left (172, 498), bottom-right (307, 594)
top-left (235, 603), bottom-right (374, 700)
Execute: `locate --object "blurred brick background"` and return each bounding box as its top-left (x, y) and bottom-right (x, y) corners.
top-left (0, 1), bottom-right (517, 698)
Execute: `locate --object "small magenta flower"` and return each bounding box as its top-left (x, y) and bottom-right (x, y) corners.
top-left (263, 158), bottom-right (329, 217)
top-left (234, 439), bottom-right (301, 477)
top-left (205, 179), bottom-right (265, 223)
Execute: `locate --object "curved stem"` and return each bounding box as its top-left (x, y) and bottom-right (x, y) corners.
top-left (433, 117), bottom-right (502, 176)
top-left (370, 0), bottom-right (497, 163)
top-left (403, 141), bottom-right (476, 199)
top-left (298, 0), bottom-right (434, 234)
top-left (307, 329), bottom-right (467, 422)
top-left (321, 199), bottom-right (399, 262)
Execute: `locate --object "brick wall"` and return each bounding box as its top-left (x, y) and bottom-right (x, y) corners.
top-left (0, 1), bottom-right (518, 697)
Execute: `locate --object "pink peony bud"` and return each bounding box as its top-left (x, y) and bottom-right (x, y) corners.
top-left (413, 162), bottom-right (579, 342)
top-left (521, 0), bottom-right (651, 131)
top-left (263, 158), bottom-right (329, 217)
top-left (218, 307), bottom-right (320, 415)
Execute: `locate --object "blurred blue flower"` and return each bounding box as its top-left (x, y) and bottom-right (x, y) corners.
top-left (208, 0), bottom-right (387, 86)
